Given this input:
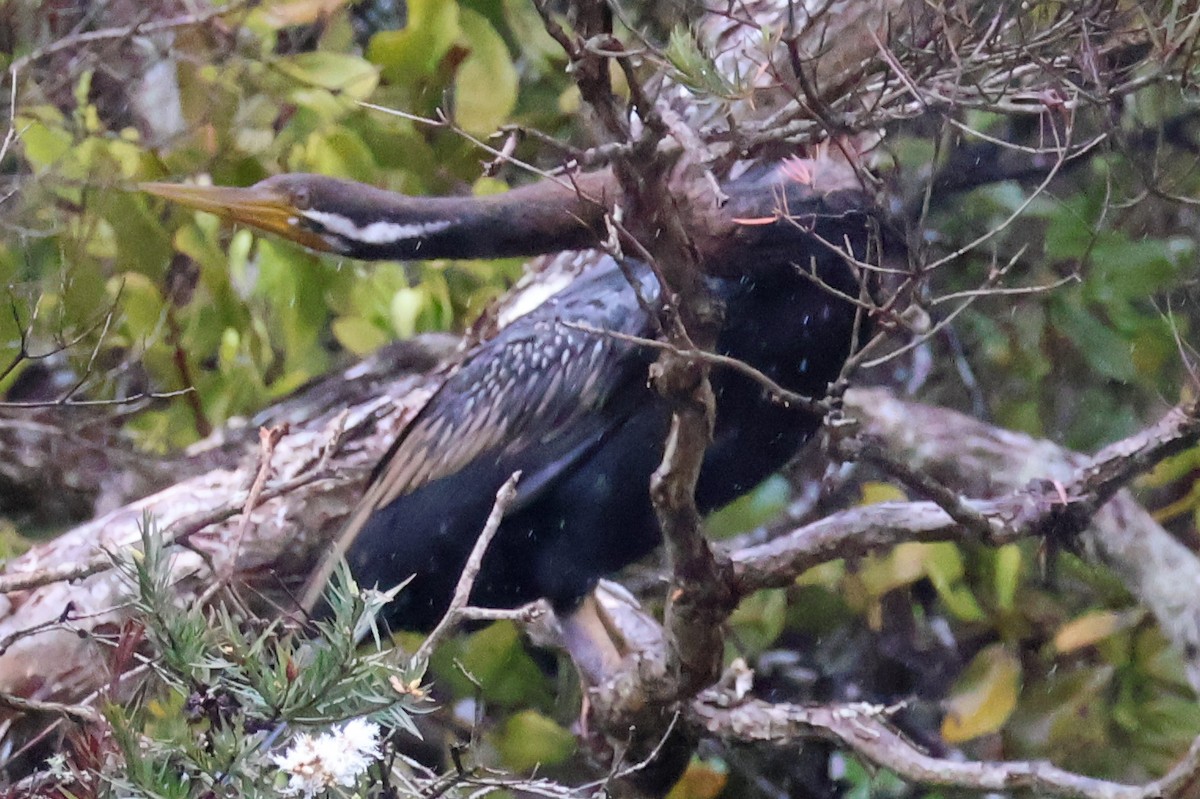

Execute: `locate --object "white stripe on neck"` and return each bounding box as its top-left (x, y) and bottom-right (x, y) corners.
top-left (303, 210), bottom-right (454, 245)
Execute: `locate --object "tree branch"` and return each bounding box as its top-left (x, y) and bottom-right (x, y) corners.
top-left (412, 472), bottom-right (521, 667)
top-left (844, 388), bottom-right (1200, 692)
top-left (733, 393), bottom-right (1200, 601)
top-left (692, 698), bottom-right (1200, 799)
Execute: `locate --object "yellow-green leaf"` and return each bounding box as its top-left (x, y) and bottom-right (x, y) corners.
top-left (390, 287), bottom-right (426, 339)
top-left (858, 541), bottom-right (958, 598)
top-left (942, 643), bottom-right (1022, 743)
top-left (860, 481), bottom-right (907, 504)
top-left (287, 87), bottom-right (348, 122)
top-left (924, 543), bottom-right (985, 622)
top-left (260, 0), bottom-right (351, 29)
top-left (496, 710), bottom-right (576, 771)
top-left (113, 273), bottom-right (165, 335)
top-left (275, 52), bottom-right (379, 99)
top-left (332, 316), bottom-right (388, 354)
top-left (993, 544), bottom-right (1021, 611)
top-left (1054, 609), bottom-right (1142, 654)
top-left (18, 119), bottom-right (74, 170)
top-left (367, 0), bottom-right (460, 83)
top-left (295, 128), bottom-right (378, 181)
top-left (456, 622), bottom-right (553, 707)
top-left (454, 9), bottom-right (517, 134)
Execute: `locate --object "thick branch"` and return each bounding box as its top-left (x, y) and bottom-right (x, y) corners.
top-left (845, 388), bottom-right (1200, 692)
top-left (0, 337), bottom-right (454, 717)
top-left (733, 393), bottom-right (1200, 608)
top-left (691, 698), bottom-right (1200, 799)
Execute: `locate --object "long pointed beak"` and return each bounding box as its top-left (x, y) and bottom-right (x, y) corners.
top-left (140, 182), bottom-right (334, 252)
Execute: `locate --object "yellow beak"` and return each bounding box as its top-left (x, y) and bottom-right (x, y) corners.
top-left (140, 182), bottom-right (335, 252)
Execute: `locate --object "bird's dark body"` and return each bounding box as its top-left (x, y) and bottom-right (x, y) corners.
top-left (346, 248), bottom-right (863, 632)
top-left (142, 156), bottom-right (875, 632)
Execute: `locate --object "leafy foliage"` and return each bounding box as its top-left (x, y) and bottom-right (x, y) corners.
top-left (1, 0), bottom-right (576, 446)
top-left (69, 521), bottom-right (430, 799)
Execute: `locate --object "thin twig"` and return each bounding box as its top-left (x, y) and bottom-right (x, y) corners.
top-left (197, 424), bottom-right (289, 604)
top-left (8, 1), bottom-right (255, 75)
top-left (835, 435), bottom-right (999, 542)
top-left (0, 691), bottom-right (100, 725)
top-left (561, 321), bottom-right (827, 415)
top-left (412, 472), bottom-right (521, 666)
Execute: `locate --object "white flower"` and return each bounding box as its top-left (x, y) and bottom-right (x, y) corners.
top-left (272, 719), bottom-right (383, 797)
top-left (339, 718), bottom-right (382, 760)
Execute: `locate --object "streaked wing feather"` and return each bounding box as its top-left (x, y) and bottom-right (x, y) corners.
top-left (369, 316), bottom-right (643, 509)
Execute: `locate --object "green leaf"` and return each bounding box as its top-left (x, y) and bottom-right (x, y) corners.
top-left (496, 710), bottom-right (576, 771)
top-left (275, 52), bottom-right (379, 98)
top-left (367, 0), bottom-right (460, 84)
top-left (993, 544), bottom-right (1021, 611)
top-left (255, 239), bottom-right (333, 376)
top-left (941, 584), bottom-right (987, 622)
top-left (454, 9), bottom-right (518, 134)
top-left (1041, 205), bottom-right (1094, 262)
top-left (456, 622), bottom-right (553, 707)
top-left (942, 644), bottom-right (1022, 743)
top-left (706, 474), bottom-right (789, 538)
top-left (924, 543), bottom-right (986, 622)
top-left (116, 273), bottom-right (166, 335)
top-left (1088, 232), bottom-right (1186, 300)
top-left (502, 0), bottom-right (565, 70)
top-left (1050, 298), bottom-right (1136, 382)
top-left (332, 315), bottom-right (389, 354)
top-left (728, 589), bottom-right (787, 655)
top-left (288, 87), bottom-right (351, 122)
top-left (295, 128), bottom-right (378, 181)
top-left (103, 191), bottom-right (173, 278)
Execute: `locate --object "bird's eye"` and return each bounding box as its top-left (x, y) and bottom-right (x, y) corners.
top-left (291, 186), bottom-right (312, 210)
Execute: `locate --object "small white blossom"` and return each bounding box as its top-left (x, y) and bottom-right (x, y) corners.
top-left (272, 719), bottom-right (382, 798)
top-left (339, 718), bottom-right (382, 760)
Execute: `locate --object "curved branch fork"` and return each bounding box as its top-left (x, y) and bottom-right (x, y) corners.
top-left (587, 388), bottom-right (1200, 795)
top-left (692, 698), bottom-right (1200, 799)
top-left (840, 389), bottom-right (1200, 692)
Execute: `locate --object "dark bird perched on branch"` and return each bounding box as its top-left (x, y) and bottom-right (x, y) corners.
top-left (142, 159), bottom-right (877, 652)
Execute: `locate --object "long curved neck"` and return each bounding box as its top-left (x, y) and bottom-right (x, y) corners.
top-left (330, 171), bottom-right (616, 260)
top-left (314, 156), bottom-right (871, 268)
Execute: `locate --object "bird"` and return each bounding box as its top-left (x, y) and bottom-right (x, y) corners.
top-left (142, 157), bottom-right (876, 672)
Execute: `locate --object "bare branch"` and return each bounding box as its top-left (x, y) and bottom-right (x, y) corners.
top-left (562, 321), bottom-right (826, 415)
top-left (0, 691), bottom-right (100, 726)
top-left (7, 1), bottom-right (256, 75)
top-left (412, 472), bottom-right (521, 667)
top-left (733, 395), bottom-right (1200, 598)
top-left (692, 698), bottom-right (1200, 799)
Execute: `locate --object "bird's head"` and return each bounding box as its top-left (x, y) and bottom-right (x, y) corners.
top-left (140, 174), bottom-right (446, 257)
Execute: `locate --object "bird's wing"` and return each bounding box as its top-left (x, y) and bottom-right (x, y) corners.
top-left (374, 259), bottom-right (656, 506)
top-left (302, 256), bottom-right (660, 610)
